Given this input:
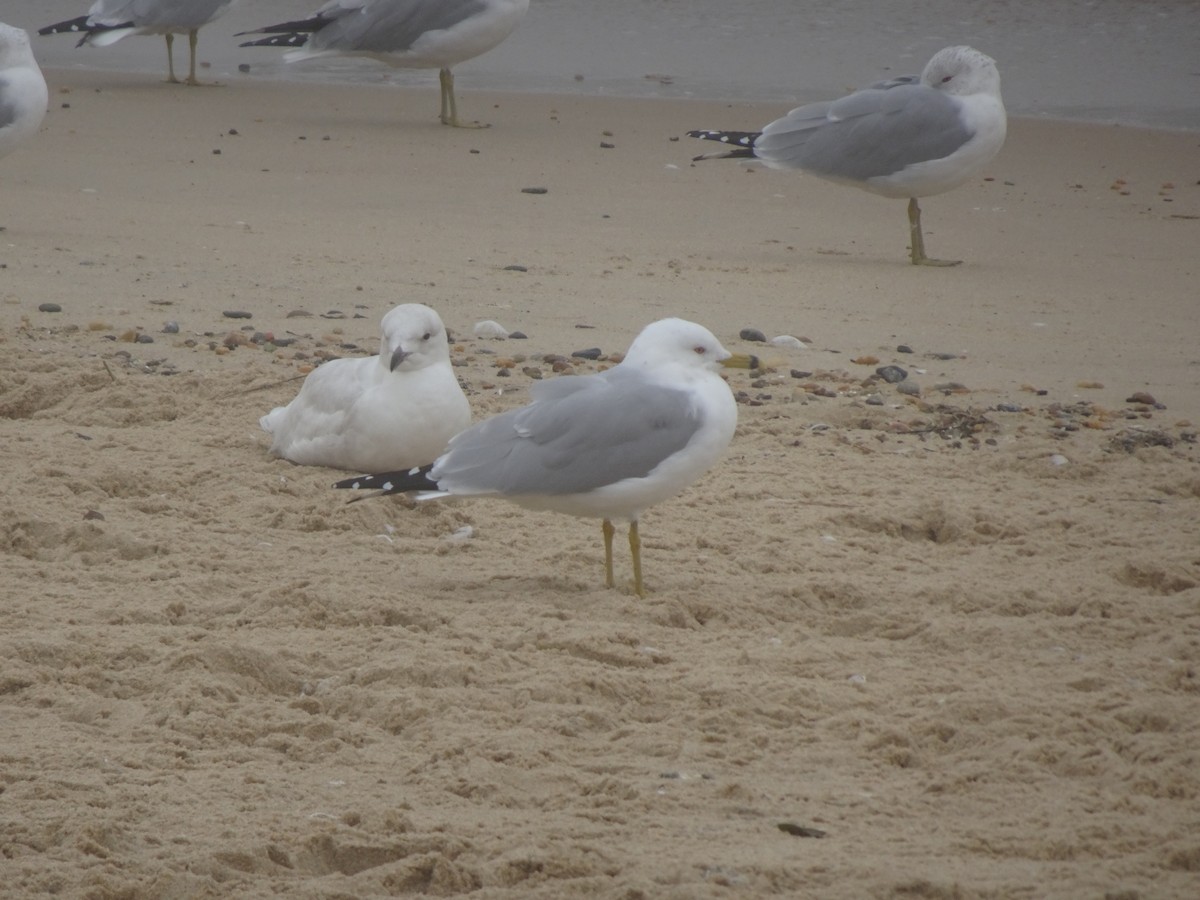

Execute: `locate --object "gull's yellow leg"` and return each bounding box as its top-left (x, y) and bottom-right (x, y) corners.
top-left (186, 29), bottom-right (200, 86)
top-left (164, 33), bottom-right (179, 84)
top-left (602, 518), bottom-right (616, 588)
top-left (629, 520), bottom-right (644, 598)
top-left (439, 67), bottom-right (487, 128)
top-left (908, 197), bottom-right (961, 267)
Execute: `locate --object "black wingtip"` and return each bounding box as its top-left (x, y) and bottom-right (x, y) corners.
top-left (332, 465), bottom-right (439, 498)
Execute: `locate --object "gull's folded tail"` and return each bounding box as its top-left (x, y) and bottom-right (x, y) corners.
top-left (37, 17), bottom-right (91, 36)
top-left (686, 129), bottom-right (760, 162)
top-left (237, 16), bottom-right (326, 37)
top-left (239, 33), bottom-right (310, 49)
top-left (333, 465), bottom-right (439, 502)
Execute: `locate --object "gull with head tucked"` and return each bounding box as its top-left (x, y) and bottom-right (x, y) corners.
top-left (334, 318), bottom-right (757, 597)
top-left (262, 303), bottom-right (470, 473)
top-left (39, 0), bottom-right (237, 86)
top-left (689, 46), bottom-right (1006, 266)
top-left (239, 0), bottom-right (529, 127)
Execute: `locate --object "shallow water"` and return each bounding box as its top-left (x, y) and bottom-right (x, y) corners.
top-left (13, 0), bottom-right (1200, 130)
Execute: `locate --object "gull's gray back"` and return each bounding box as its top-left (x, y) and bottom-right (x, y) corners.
top-left (97, 0), bottom-right (234, 29)
top-left (316, 0), bottom-right (488, 54)
top-left (433, 367), bottom-right (703, 497)
top-left (755, 83), bottom-right (972, 182)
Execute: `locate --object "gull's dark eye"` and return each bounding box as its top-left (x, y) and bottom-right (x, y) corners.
top-left (693, 345), bottom-right (706, 355)
top-left (422, 332), bottom-right (431, 341)
top-left (941, 75), bottom-right (953, 83)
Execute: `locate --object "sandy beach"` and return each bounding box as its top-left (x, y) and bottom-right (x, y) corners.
top-left (2, 57), bottom-right (1199, 899)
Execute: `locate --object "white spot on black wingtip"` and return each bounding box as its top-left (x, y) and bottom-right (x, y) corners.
top-left (381, 481), bottom-right (394, 492)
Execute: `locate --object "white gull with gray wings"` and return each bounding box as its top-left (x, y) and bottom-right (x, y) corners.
top-left (689, 46), bottom-right (1006, 266)
top-left (238, 0), bottom-right (529, 127)
top-left (334, 318), bottom-right (757, 597)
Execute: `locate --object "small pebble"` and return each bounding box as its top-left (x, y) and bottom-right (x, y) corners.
top-left (503, 264), bottom-right (528, 272)
top-left (995, 402), bottom-right (1023, 413)
top-left (865, 394), bottom-right (884, 406)
top-left (508, 331), bottom-right (528, 340)
top-left (238, 63), bottom-right (250, 73)
top-left (739, 328), bottom-right (767, 343)
top-left (1049, 453), bottom-right (1070, 467)
top-left (896, 344), bottom-right (913, 354)
top-left (600, 141), bottom-right (615, 149)
top-left (769, 335), bottom-right (806, 350)
top-left (521, 187), bottom-right (548, 194)
top-left (789, 369), bottom-right (813, 379)
top-left (1125, 391), bottom-right (1157, 405)
top-left (135, 334), bottom-right (154, 344)
top-left (83, 509), bottom-right (105, 521)
top-left (38, 303), bottom-right (63, 313)
top-left (522, 366), bottom-right (543, 379)
top-left (572, 347), bottom-right (602, 360)
top-left (162, 321), bottom-right (179, 334)
top-left (223, 310), bottom-right (252, 319)
top-left (875, 365), bottom-right (908, 384)
top-left (896, 381), bottom-right (921, 396)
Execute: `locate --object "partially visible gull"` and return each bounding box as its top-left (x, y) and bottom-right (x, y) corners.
top-left (39, 0), bottom-right (237, 86)
top-left (689, 46), bottom-right (1006, 266)
top-left (334, 318), bottom-right (758, 597)
top-left (262, 303), bottom-right (470, 473)
top-left (238, 0), bottom-right (529, 127)
top-left (0, 24), bottom-right (48, 164)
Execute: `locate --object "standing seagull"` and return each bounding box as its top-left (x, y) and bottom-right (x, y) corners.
top-left (334, 318), bottom-right (757, 597)
top-left (38, 0), bottom-right (237, 86)
top-left (238, 0), bottom-right (529, 127)
top-left (689, 46), bottom-right (1006, 266)
top-left (261, 303), bottom-right (471, 473)
top-left (0, 24), bottom-right (48, 165)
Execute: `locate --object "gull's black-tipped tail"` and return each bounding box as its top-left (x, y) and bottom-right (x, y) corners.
top-left (236, 16), bottom-right (326, 46)
top-left (38, 16), bottom-right (91, 36)
top-left (239, 32), bottom-right (310, 49)
top-left (333, 465), bottom-right (440, 502)
top-left (686, 129), bottom-right (760, 162)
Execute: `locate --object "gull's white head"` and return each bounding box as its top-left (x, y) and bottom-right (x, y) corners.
top-left (379, 303), bottom-right (452, 373)
top-left (922, 46), bottom-right (1001, 99)
top-left (622, 318), bottom-right (733, 373)
top-left (0, 23), bottom-right (38, 68)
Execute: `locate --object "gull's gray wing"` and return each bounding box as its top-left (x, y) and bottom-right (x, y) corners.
top-left (311, 0), bottom-right (488, 54)
top-left (93, 0), bottom-right (233, 28)
top-left (754, 82), bottom-right (971, 181)
top-left (433, 368), bottom-right (703, 497)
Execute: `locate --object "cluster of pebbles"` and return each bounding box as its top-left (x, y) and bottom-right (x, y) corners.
top-left (25, 304), bottom-right (1197, 454)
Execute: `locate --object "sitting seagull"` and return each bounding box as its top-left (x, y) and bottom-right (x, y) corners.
top-left (689, 46), bottom-right (1006, 266)
top-left (238, 0), bottom-right (529, 127)
top-left (261, 303), bottom-right (470, 473)
top-left (0, 24), bottom-right (48, 164)
top-left (38, 0), bottom-right (237, 86)
top-left (334, 318), bottom-right (757, 597)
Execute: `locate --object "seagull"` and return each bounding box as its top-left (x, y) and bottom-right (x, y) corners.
top-left (333, 318), bottom-right (758, 597)
top-left (261, 303), bottom-right (471, 473)
top-left (38, 0), bottom-right (237, 86)
top-left (689, 46), bottom-right (1007, 266)
top-left (0, 24), bottom-right (48, 164)
top-left (238, 0), bottom-right (530, 127)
